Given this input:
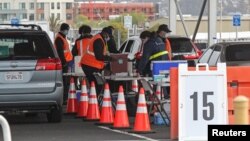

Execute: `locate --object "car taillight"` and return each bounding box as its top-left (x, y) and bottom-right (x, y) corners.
top-left (35, 58), bottom-right (62, 71)
top-left (135, 52), bottom-right (142, 60)
top-left (197, 50), bottom-right (203, 57)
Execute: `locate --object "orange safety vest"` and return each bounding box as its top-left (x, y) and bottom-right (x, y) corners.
top-left (76, 38), bottom-right (91, 56)
top-left (55, 33), bottom-right (73, 62)
top-left (81, 34), bottom-right (106, 69)
top-left (165, 38), bottom-right (172, 60)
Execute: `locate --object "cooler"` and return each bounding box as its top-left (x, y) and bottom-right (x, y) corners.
top-left (151, 60), bottom-right (187, 75)
top-left (151, 60), bottom-right (187, 81)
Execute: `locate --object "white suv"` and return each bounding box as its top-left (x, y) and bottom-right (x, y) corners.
top-left (119, 35), bottom-right (202, 61)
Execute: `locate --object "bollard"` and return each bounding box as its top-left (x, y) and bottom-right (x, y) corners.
top-left (233, 95), bottom-right (249, 124)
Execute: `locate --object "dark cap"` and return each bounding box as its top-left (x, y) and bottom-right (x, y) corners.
top-left (60, 23), bottom-right (70, 31)
top-left (157, 24), bottom-right (171, 33)
top-left (102, 27), bottom-right (112, 36)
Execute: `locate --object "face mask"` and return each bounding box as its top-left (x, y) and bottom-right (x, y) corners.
top-left (164, 33), bottom-right (169, 38)
top-left (160, 31), bottom-right (168, 39)
top-left (62, 30), bottom-right (69, 36)
top-left (105, 36), bottom-right (110, 42)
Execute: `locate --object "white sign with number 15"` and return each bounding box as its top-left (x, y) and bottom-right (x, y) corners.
top-left (178, 63), bottom-right (228, 141)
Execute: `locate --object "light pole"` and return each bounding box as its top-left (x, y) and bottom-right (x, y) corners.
top-left (220, 0), bottom-right (223, 42)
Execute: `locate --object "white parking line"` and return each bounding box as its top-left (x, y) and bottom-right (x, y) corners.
top-left (98, 126), bottom-right (158, 141)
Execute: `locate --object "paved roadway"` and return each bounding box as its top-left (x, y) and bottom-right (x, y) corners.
top-left (0, 111), bottom-right (170, 141)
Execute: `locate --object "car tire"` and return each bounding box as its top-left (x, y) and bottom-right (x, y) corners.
top-left (47, 106), bottom-right (63, 123)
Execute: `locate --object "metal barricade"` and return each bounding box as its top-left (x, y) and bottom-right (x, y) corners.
top-left (0, 115), bottom-right (11, 141)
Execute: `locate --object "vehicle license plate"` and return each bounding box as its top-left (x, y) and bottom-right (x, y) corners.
top-left (5, 72), bottom-right (23, 81)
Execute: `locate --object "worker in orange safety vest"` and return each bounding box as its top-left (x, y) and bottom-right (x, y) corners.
top-left (54, 23), bottom-right (73, 103)
top-left (72, 25), bottom-right (92, 57)
top-left (81, 27), bottom-right (113, 95)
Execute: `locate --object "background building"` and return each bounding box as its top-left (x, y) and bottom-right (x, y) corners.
top-left (0, 0), bottom-right (75, 24)
top-left (78, 1), bottom-right (155, 20)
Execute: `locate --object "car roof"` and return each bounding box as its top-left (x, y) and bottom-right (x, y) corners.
top-left (0, 24), bottom-right (43, 32)
top-left (216, 42), bottom-right (250, 46)
top-left (128, 35), bottom-right (191, 40)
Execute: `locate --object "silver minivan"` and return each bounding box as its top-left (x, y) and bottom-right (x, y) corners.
top-left (0, 24), bottom-right (63, 122)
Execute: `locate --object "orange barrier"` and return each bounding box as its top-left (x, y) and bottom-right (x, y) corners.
top-left (227, 67), bottom-right (250, 123)
top-left (112, 85), bottom-right (130, 129)
top-left (131, 88), bottom-right (153, 133)
top-left (76, 79), bottom-right (88, 118)
top-left (98, 83), bottom-right (114, 125)
top-left (170, 66), bottom-right (250, 140)
top-left (86, 81), bottom-right (100, 121)
top-left (170, 68), bottom-right (178, 140)
top-left (66, 77), bottom-right (78, 114)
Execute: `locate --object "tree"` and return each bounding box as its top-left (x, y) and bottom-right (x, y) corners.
top-left (108, 21), bottom-right (128, 47)
top-left (73, 15), bottom-right (91, 28)
top-left (49, 16), bottom-right (62, 40)
top-left (129, 12), bottom-right (147, 27)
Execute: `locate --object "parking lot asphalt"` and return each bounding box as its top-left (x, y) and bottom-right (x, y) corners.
top-left (0, 108), bottom-right (170, 141)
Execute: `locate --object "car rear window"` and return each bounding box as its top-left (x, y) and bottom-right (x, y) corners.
top-left (226, 44), bottom-right (250, 61)
top-left (169, 38), bottom-right (194, 53)
top-left (0, 33), bottom-right (55, 60)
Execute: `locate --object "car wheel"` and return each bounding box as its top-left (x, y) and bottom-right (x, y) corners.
top-left (47, 106), bottom-right (62, 123)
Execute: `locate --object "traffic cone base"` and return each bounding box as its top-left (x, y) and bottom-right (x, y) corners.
top-left (85, 81), bottom-right (100, 121)
top-left (76, 93), bottom-right (88, 118)
top-left (111, 111), bottom-right (130, 129)
top-left (66, 99), bottom-right (78, 114)
top-left (129, 88), bottom-right (154, 134)
top-left (129, 114), bottom-right (155, 133)
top-left (111, 85), bottom-right (130, 129)
top-left (66, 77), bottom-right (78, 114)
top-left (99, 107), bottom-right (114, 124)
top-left (85, 103), bottom-right (100, 121)
top-left (97, 83), bottom-right (114, 125)
top-left (76, 79), bottom-right (89, 118)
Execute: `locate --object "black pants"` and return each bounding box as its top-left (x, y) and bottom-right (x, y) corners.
top-left (82, 65), bottom-right (102, 95)
top-left (63, 63), bottom-right (70, 102)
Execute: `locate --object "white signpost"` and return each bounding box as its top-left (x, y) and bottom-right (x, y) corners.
top-left (124, 15), bottom-right (132, 29)
top-left (124, 15), bottom-right (132, 38)
top-left (233, 14), bottom-right (241, 41)
top-left (178, 63), bottom-right (228, 141)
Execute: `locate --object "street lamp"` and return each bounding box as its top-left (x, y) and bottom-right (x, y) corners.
top-left (219, 0), bottom-right (223, 42)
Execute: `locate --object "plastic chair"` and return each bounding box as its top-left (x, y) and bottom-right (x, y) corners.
top-left (139, 78), bottom-right (170, 125)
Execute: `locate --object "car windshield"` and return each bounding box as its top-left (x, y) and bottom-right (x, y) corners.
top-left (0, 33), bottom-right (54, 60)
top-left (169, 38), bottom-right (194, 53)
top-left (226, 44), bottom-right (250, 61)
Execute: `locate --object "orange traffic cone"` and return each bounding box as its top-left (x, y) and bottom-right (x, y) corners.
top-left (96, 83), bottom-right (114, 125)
top-left (85, 81), bottom-right (100, 121)
top-left (132, 80), bottom-right (138, 93)
top-left (112, 85), bottom-right (130, 129)
top-left (66, 77), bottom-right (78, 114)
top-left (76, 79), bottom-right (88, 118)
top-left (130, 88), bottom-right (154, 133)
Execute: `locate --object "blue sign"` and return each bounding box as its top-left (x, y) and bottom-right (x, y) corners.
top-left (11, 18), bottom-right (20, 26)
top-left (233, 15), bottom-right (241, 26)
